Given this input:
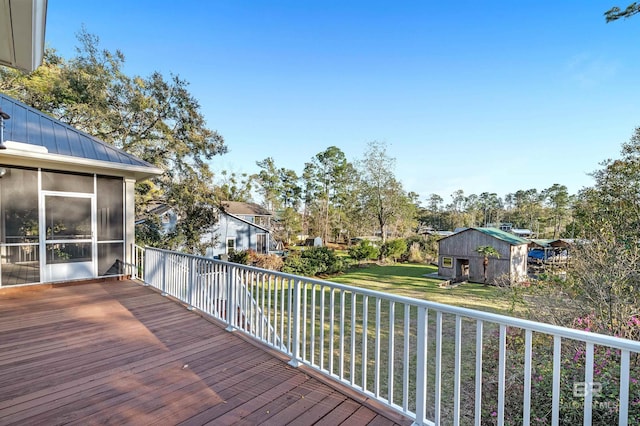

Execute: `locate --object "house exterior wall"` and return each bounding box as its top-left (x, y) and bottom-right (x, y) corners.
top-left (203, 213), bottom-right (269, 259)
top-left (438, 229), bottom-right (527, 284)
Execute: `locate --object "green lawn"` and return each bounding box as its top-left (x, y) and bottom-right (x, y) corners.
top-left (328, 263), bottom-right (515, 315)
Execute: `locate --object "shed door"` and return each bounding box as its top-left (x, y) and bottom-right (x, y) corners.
top-left (41, 193), bottom-right (96, 282)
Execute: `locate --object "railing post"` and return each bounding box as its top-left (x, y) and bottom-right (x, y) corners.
top-left (225, 263), bottom-right (235, 331)
top-left (138, 245), bottom-right (147, 285)
top-left (288, 279), bottom-right (301, 367)
top-left (161, 251), bottom-right (167, 296)
top-left (414, 305), bottom-right (428, 426)
top-left (187, 256), bottom-right (195, 310)
top-left (130, 243), bottom-right (137, 280)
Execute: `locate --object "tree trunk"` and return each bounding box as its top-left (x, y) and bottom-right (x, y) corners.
top-left (483, 256), bottom-right (489, 283)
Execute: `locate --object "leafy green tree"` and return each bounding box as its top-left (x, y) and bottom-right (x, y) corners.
top-left (0, 29), bottom-right (227, 252)
top-left (278, 168), bottom-right (302, 210)
top-left (605, 3), bottom-right (640, 21)
top-left (348, 240), bottom-right (379, 264)
top-left (381, 239), bottom-right (407, 263)
top-left (358, 141), bottom-right (414, 243)
top-left (278, 206), bottom-right (303, 245)
top-left (474, 245), bottom-right (500, 284)
top-left (447, 189), bottom-right (467, 229)
top-left (213, 171), bottom-right (253, 202)
top-left (501, 188), bottom-right (546, 235)
top-left (478, 192), bottom-right (503, 226)
top-left (255, 157), bottom-right (281, 211)
top-left (574, 127), bottom-right (640, 240)
top-left (542, 184), bottom-right (572, 239)
top-left (302, 146), bottom-right (352, 243)
top-left (164, 172), bottom-right (219, 254)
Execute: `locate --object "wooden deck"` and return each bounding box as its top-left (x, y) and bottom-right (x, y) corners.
top-left (0, 280), bottom-right (412, 426)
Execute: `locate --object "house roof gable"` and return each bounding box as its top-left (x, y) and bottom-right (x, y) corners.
top-left (220, 201), bottom-right (272, 216)
top-left (221, 210), bottom-right (271, 233)
top-left (473, 227), bottom-right (530, 245)
top-left (440, 227), bottom-right (530, 246)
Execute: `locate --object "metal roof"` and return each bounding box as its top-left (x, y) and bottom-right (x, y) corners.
top-left (529, 239), bottom-right (554, 248)
top-left (0, 93), bottom-right (162, 180)
top-left (473, 227), bottom-right (530, 245)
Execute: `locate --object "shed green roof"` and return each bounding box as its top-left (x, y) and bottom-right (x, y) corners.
top-left (474, 227), bottom-right (530, 245)
top-left (529, 239), bottom-right (554, 248)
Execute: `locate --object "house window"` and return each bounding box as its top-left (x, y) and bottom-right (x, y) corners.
top-left (442, 257), bottom-right (453, 268)
top-left (226, 238), bottom-right (236, 253)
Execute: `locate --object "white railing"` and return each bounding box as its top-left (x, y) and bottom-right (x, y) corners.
top-left (134, 246), bottom-right (640, 426)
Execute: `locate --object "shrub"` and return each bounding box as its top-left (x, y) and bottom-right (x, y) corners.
top-left (281, 254), bottom-right (317, 276)
top-left (228, 249), bottom-right (249, 265)
top-left (380, 238), bottom-right (407, 262)
top-left (481, 321), bottom-right (640, 425)
top-left (248, 251), bottom-right (284, 271)
top-left (348, 240), bottom-right (379, 263)
top-left (407, 242), bottom-right (423, 262)
top-left (282, 246), bottom-right (347, 276)
top-left (404, 235), bottom-right (438, 263)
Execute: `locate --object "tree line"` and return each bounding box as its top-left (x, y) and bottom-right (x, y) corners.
top-left (2, 28), bottom-right (639, 257)
top-left (419, 184), bottom-right (573, 239)
top-left (0, 30), bottom-right (420, 252)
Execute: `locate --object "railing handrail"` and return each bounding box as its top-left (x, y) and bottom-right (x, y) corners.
top-left (135, 245), bottom-right (640, 425)
top-left (138, 246), bottom-right (640, 353)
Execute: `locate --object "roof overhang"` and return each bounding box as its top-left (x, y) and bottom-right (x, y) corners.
top-left (0, 0), bottom-right (47, 73)
top-left (0, 146), bottom-right (164, 181)
top-left (224, 211), bottom-right (271, 233)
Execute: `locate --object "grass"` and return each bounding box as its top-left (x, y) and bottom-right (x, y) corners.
top-left (328, 262), bottom-right (515, 315)
top-left (320, 262), bottom-right (522, 421)
top-left (241, 261), bottom-right (523, 421)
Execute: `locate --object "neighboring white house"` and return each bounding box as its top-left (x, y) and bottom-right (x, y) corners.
top-left (139, 201), bottom-right (276, 259)
top-left (203, 201), bottom-right (274, 259)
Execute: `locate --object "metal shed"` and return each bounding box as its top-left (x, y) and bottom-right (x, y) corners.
top-left (438, 227), bottom-right (529, 285)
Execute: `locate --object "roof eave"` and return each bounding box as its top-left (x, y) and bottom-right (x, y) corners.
top-left (0, 0), bottom-right (47, 73)
top-left (0, 149), bottom-right (164, 181)
top-left (224, 212), bottom-right (270, 232)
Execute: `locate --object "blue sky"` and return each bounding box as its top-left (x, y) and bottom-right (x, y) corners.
top-left (45, 1), bottom-right (640, 203)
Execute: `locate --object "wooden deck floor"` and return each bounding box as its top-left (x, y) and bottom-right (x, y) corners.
top-left (0, 280), bottom-right (412, 426)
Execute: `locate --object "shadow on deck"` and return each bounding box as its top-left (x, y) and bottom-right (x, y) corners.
top-left (0, 280), bottom-right (412, 425)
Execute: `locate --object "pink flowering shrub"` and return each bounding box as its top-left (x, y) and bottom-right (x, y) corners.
top-left (480, 323), bottom-right (640, 425)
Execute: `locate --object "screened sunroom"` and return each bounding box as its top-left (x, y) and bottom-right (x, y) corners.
top-left (0, 93), bottom-right (162, 287)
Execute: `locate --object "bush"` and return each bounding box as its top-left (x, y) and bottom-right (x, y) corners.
top-left (248, 250), bottom-right (284, 271)
top-left (481, 321), bottom-right (640, 425)
top-left (348, 240), bottom-right (379, 263)
top-left (380, 239), bottom-right (407, 262)
top-left (407, 242), bottom-right (423, 262)
top-left (403, 235), bottom-right (438, 263)
top-left (282, 246), bottom-right (347, 276)
top-left (228, 249), bottom-right (249, 265)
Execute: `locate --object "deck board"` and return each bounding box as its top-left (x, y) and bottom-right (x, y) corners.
top-left (0, 280), bottom-right (411, 425)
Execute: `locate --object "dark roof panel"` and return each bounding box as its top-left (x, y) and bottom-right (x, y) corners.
top-left (0, 93), bottom-right (155, 169)
top-left (475, 227), bottom-right (530, 245)
top-left (220, 201), bottom-right (272, 216)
